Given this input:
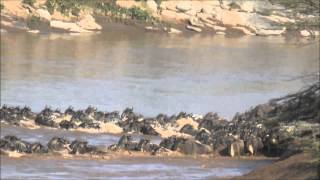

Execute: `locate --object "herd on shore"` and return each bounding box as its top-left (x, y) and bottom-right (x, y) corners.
top-left (1, 83), bottom-right (319, 159)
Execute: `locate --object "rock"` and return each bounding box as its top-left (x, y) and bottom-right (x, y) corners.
top-left (184, 9), bottom-right (198, 16)
top-left (176, 2), bottom-right (191, 12)
top-left (215, 9), bottom-right (280, 32)
top-left (232, 26), bottom-right (255, 35)
top-left (146, 0), bottom-right (158, 13)
top-left (216, 32), bottom-right (226, 35)
top-left (256, 28), bottom-right (286, 36)
top-left (77, 14), bottom-right (102, 31)
top-left (312, 31), bottom-right (320, 36)
top-left (197, 13), bottom-right (215, 25)
top-left (161, 10), bottom-right (190, 21)
top-left (51, 20), bottom-right (91, 33)
top-left (201, 6), bottom-right (215, 15)
top-left (28, 30), bottom-right (40, 34)
top-left (215, 9), bottom-right (250, 27)
top-left (186, 25), bottom-right (202, 32)
top-left (35, 9), bottom-right (51, 21)
top-left (213, 25), bottom-right (226, 31)
top-left (116, 0), bottom-right (140, 9)
top-left (145, 26), bottom-right (160, 31)
top-left (1, 20), bottom-right (28, 31)
top-left (264, 15), bottom-right (295, 24)
top-left (189, 16), bottom-right (204, 27)
top-left (300, 30), bottom-right (311, 37)
top-left (168, 27), bottom-right (182, 34)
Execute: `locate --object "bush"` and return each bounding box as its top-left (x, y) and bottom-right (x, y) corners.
top-left (22, 0), bottom-right (36, 7)
top-left (0, 3), bottom-right (4, 11)
top-left (270, 0), bottom-right (319, 13)
top-left (45, 0), bottom-right (155, 22)
top-left (26, 15), bottom-right (50, 30)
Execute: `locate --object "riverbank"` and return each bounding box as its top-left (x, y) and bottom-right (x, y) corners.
top-left (1, 0), bottom-right (319, 37)
top-left (233, 152), bottom-right (319, 180)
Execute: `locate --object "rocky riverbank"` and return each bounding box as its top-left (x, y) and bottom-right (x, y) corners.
top-left (1, 0), bottom-right (319, 37)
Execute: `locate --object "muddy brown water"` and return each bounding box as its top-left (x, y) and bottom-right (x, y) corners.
top-left (0, 26), bottom-right (319, 179)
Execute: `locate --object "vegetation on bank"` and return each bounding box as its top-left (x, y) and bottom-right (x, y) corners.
top-left (44, 0), bottom-right (156, 22)
top-left (285, 17), bottom-right (320, 31)
top-left (0, 3), bottom-right (4, 11)
top-left (22, 0), bottom-right (36, 7)
top-left (270, 0), bottom-right (319, 14)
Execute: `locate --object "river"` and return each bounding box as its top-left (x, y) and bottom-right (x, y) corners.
top-left (0, 27), bottom-right (319, 179)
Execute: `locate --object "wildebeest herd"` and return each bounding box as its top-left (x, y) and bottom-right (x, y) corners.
top-left (1, 83), bottom-right (319, 158)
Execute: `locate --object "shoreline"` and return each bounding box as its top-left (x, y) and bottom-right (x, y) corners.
top-left (1, 0), bottom-right (319, 38)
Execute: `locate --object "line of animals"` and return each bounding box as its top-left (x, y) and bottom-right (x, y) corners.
top-left (1, 83), bottom-right (319, 157)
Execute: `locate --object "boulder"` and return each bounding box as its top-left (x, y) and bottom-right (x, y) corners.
top-left (198, 14), bottom-right (216, 25)
top-left (35, 9), bottom-right (51, 21)
top-left (300, 30), bottom-right (311, 37)
top-left (161, 10), bottom-right (190, 21)
top-left (176, 2), bottom-right (191, 12)
top-left (146, 0), bottom-right (158, 13)
top-left (160, 1), bottom-right (179, 11)
top-left (232, 26), bottom-right (255, 35)
top-left (50, 20), bottom-right (91, 33)
top-left (77, 14), bottom-right (102, 31)
top-left (256, 28), bottom-right (286, 36)
top-left (213, 25), bottom-right (226, 31)
top-left (186, 25), bottom-right (202, 32)
top-left (116, 0), bottom-right (140, 9)
top-left (189, 16), bottom-right (204, 27)
top-left (264, 15), bottom-right (295, 24)
top-left (168, 27), bottom-right (182, 34)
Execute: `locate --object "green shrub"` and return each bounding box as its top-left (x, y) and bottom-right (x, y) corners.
top-left (26, 15), bottom-right (50, 30)
top-left (0, 3), bottom-right (4, 11)
top-left (26, 15), bottom-right (42, 29)
top-left (270, 0), bottom-right (319, 13)
top-left (22, 0), bottom-right (36, 7)
top-left (45, 0), bottom-right (155, 22)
